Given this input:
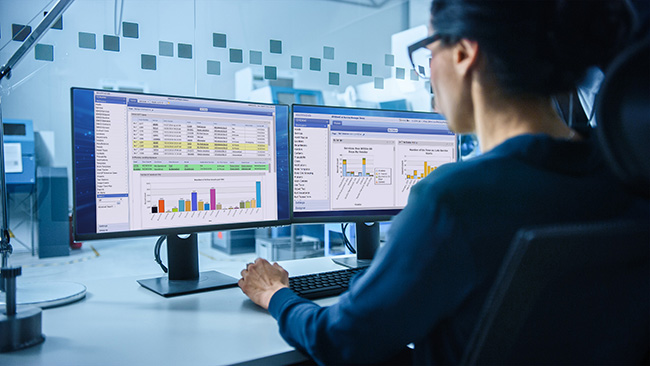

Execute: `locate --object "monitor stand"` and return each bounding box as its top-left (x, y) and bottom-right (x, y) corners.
top-left (332, 221), bottom-right (380, 269)
top-left (137, 233), bottom-right (239, 297)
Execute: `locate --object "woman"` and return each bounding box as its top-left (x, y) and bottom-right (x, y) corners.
top-left (239, 1), bottom-right (647, 364)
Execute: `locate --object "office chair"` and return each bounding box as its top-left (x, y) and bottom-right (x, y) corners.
top-left (461, 35), bottom-right (650, 365)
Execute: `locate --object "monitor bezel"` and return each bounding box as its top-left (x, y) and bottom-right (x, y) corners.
top-left (290, 103), bottom-right (458, 224)
top-left (70, 87), bottom-right (292, 241)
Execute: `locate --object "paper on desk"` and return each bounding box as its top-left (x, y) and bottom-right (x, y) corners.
top-left (3, 142), bottom-right (23, 173)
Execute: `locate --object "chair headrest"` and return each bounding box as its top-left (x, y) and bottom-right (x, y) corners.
top-left (596, 35), bottom-right (650, 198)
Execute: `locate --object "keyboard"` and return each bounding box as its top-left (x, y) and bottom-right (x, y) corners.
top-left (289, 267), bottom-right (367, 300)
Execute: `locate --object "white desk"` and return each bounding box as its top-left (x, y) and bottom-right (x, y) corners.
top-left (0, 256), bottom-right (346, 365)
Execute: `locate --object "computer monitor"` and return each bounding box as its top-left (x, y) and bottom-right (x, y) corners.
top-left (71, 87), bottom-right (290, 296)
top-left (291, 104), bottom-right (458, 268)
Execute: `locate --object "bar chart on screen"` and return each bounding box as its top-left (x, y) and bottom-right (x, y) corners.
top-left (135, 175), bottom-right (269, 229)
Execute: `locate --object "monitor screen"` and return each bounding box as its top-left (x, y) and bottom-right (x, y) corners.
top-left (71, 88), bottom-right (291, 241)
top-left (292, 104), bottom-right (457, 223)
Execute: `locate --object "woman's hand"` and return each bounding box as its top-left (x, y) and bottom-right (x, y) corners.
top-left (238, 258), bottom-right (289, 309)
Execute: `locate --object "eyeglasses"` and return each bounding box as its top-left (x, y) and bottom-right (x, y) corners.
top-left (408, 33), bottom-right (441, 79)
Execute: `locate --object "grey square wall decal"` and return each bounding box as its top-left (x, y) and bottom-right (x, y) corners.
top-left (385, 54), bottom-right (394, 66)
top-left (347, 62), bottom-right (357, 75)
top-left (35, 44), bottom-right (54, 61)
top-left (310, 57), bottom-right (321, 71)
top-left (329, 72), bottom-right (339, 86)
top-left (213, 33), bottom-right (226, 48)
top-left (362, 63), bottom-right (372, 76)
top-left (103, 35), bottom-right (120, 51)
top-left (141, 54), bottom-right (156, 70)
top-left (79, 32), bottom-right (96, 49)
top-left (52, 16), bottom-right (63, 30)
top-left (270, 39), bottom-right (282, 54)
top-left (43, 11), bottom-right (63, 30)
top-left (178, 43), bottom-right (192, 59)
top-left (265, 66), bottom-right (277, 80)
top-left (323, 46), bottom-right (334, 60)
top-left (12, 24), bottom-right (31, 41)
top-left (159, 41), bottom-right (173, 57)
top-left (291, 56), bottom-right (302, 69)
top-left (207, 60), bottom-right (221, 75)
top-left (410, 69), bottom-right (419, 81)
top-left (374, 77), bottom-right (384, 89)
top-left (230, 49), bottom-right (243, 63)
top-left (396, 67), bottom-right (405, 80)
top-left (250, 50), bottom-right (262, 65)
top-left (123, 22), bottom-right (139, 38)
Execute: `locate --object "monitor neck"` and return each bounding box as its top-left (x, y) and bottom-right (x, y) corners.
top-left (332, 221), bottom-right (380, 269)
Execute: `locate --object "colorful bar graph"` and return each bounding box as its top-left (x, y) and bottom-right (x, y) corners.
top-left (408, 161), bottom-right (438, 180)
top-left (151, 182), bottom-right (262, 213)
top-left (342, 158), bottom-right (372, 177)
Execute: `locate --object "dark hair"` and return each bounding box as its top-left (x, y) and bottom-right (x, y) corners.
top-left (430, 0), bottom-right (635, 96)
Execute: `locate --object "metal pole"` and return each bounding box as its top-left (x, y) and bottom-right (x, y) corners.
top-left (0, 98), bottom-right (12, 270)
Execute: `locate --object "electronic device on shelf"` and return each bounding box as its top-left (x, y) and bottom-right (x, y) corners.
top-left (291, 104), bottom-right (458, 268)
top-left (71, 87), bottom-right (291, 297)
top-left (289, 266), bottom-right (367, 300)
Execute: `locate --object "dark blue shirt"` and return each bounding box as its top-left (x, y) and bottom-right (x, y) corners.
top-left (268, 134), bottom-right (649, 365)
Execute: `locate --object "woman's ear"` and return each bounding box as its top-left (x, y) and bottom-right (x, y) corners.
top-left (453, 39), bottom-right (479, 77)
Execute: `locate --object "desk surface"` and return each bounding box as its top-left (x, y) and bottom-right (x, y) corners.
top-left (1, 256), bottom-right (346, 366)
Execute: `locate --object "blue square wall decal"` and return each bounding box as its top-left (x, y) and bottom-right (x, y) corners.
top-left (270, 39), bottom-right (282, 54)
top-left (329, 72), bottom-right (339, 86)
top-left (103, 35), bottom-right (120, 51)
top-left (310, 57), bottom-right (321, 71)
top-left (230, 49), bottom-right (243, 63)
top-left (323, 46), bottom-right (334, 60)
top-left (265, 66), bottom-right (277, 80)
top-left (122, 22), bottom-right (139, 38)
top-left (79, 32), bottom-right (96, 49)
top-left (362, 63), bottom-right (372, 76)
top-left (207, 60), bottom-right (221, 75)
top-left (141, 54), bottom-right (156, 70)
top-left (213, 33), bottom-right (226, 48)
top-left (410, 69), bottom-right (419, 81)
top-left (178, 43), bottom-right (192, 59)
top-left (250, 50), bottom-right (262, 65)
top-left (35, 44), bottom-right (54, 61)
top-left (159, 41), bottom-right (173, 57)
top-left (347, 62), bottom-right (357, 75)
top-left (291, 56), bottom-right (302, 69)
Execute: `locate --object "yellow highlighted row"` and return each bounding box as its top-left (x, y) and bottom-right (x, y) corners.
top-left (132, 140), bottom-right (268, 151)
